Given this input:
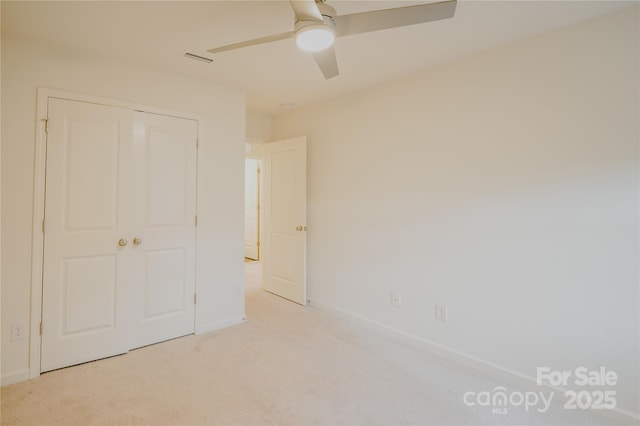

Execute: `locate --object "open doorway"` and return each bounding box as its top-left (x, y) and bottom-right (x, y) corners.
top-left (244, 157), bottom-right (260, 261)
top-left (244, 137), bottom-right (307, 304)
top-left (244, 142), bottom-right (264, 294)
top-left (244, 142), bottom-right (264, 262)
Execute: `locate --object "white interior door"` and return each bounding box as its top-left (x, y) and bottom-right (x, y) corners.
top-left (244, 158), bottom-right (260, 260)
top-left (129, 112), bottom-right (197, 349)
top-left (262, 137), bottom-right (307, 305)
top-left (41, 98), bottom-right (133, 372)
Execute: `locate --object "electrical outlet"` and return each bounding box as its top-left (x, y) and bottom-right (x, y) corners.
top-left (435, 304), bottom-right (448, 322)
top-left (390, 292), bottom-right (402, 308)
top-left (11, 322), bottom-right (26, 341)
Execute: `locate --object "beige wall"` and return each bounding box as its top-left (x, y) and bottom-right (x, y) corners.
top-left (1, 37), bottom-right (246, 383)
top-left (246, 110), bottom-right (274, 142)
top-left (275, 7), bottom-right (639, 417)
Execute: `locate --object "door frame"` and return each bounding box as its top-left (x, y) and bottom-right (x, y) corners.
top-left (29, 87), bottom-right (200, 379)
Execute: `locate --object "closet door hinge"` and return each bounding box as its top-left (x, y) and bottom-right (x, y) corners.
top-left (195, 215), bottom-right (198, 226)
top-left (43, 119), bottom-right (49, 133)
top-left (39, 322), bottom-right (43, 336)
top-left (194, 294), bottom-right (197, 305)
top-left (42, 219), bottom-right (45, 234)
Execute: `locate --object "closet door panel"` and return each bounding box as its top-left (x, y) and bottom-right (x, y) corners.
top-left (41, 98), bottom-right (133, 372)
top-left (129, 112), bottom-right (197, 349)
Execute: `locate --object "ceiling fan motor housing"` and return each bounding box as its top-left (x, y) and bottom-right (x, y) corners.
top-left (316, 1), bottom-right (337, 21)
top-left (294, 2), bottom-right (336, 34)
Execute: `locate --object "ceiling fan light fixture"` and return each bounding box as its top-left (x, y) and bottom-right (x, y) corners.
top-left (295, 24), bottom-right (335, 52)
top-left (206, 0), bottom-right (458, 80)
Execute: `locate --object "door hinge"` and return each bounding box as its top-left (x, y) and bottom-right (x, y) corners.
top-left (39, 322), bottom-right (43, 336)
top-left (43, 119), bottom-right (49, 133)
top-left (257, 167), bottom-right (261, 174)
top-left (42, 219), bottom-right (45, 233)
top-left (194, 294), bottom-right (197, 305)
top-left (196, 138), bottom-right (199, 150)
top-left (195, 215), bottom-right (198, 226)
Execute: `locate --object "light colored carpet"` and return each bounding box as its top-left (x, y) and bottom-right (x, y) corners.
top-left (1, 262), bottom-right (622, 425)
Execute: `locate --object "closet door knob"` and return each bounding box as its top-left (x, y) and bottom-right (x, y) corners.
top-left (118, 238), bottom-right (128, 247)
top-left (133, 237), bottom-right (143, 246)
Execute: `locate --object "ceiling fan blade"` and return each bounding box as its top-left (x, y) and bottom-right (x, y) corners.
top-left (207, 31), bottom-right (295, 54)
top-left (289, 0), bottom-right (323, 23)
top-left (312, 46), bottom-right (339, 80)
top-left (334, 0), bottom-right (457, 37)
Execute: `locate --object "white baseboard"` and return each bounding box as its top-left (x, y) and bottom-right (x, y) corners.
top-left (1, 317), bottom-right (247, 387)
top-left (2, 318), bottom-right (248, 387)
top-left (309, 298), bottom-right (640, 425)
top-left (1, 368), bottom-right (30, 387)
top-left (196, 316), bottom-right (246, 335)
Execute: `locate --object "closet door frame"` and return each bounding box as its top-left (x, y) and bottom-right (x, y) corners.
top-left (29, 87), bottom-right (200, 379)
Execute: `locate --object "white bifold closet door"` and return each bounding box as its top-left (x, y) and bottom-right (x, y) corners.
top-left (41, 98), bottom-right (197, 372)
top-left (129, 111), bottom-right (197, 350)
top-left (41, 99), bottom-right (133, 372)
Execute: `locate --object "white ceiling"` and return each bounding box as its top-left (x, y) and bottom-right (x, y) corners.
top-left (2, 1), bottom-right (632, 115)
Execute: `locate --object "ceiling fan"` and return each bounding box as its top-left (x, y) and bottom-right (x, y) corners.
top-left (207, 0), bottom-right (457, 80)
